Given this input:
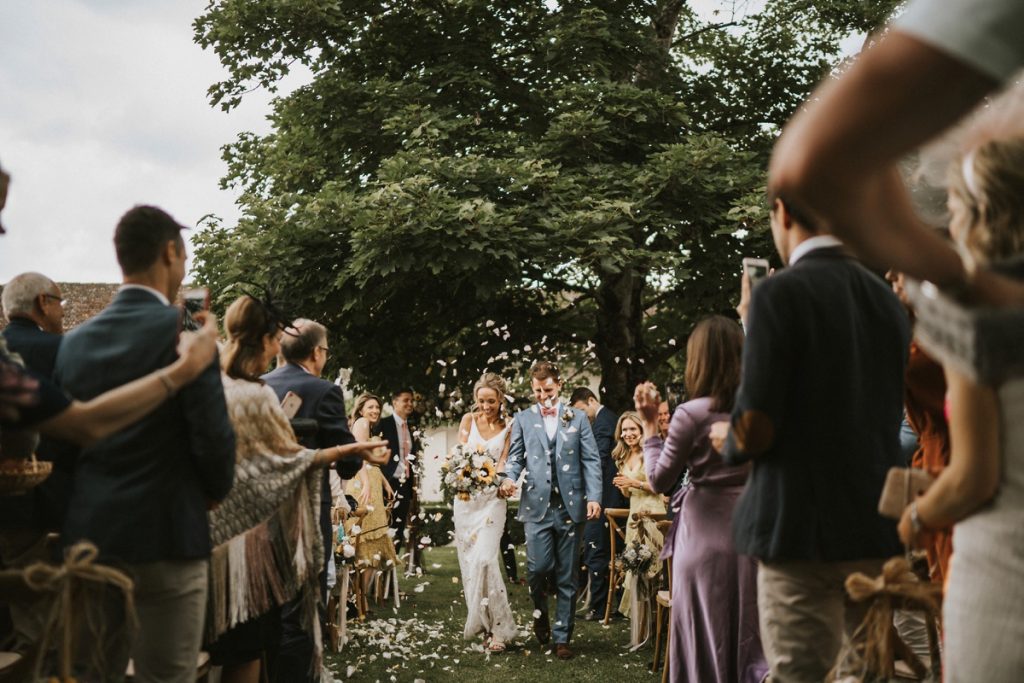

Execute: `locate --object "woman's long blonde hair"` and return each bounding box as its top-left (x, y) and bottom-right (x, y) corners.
top-left (351, 392), bottom-right (383, 425)
top-left (612, 411), bottom-right (644, 469)
top-left (473, 372), bottom-right (510, 426)
top-left (949, 136), bottom-right (1024, 264)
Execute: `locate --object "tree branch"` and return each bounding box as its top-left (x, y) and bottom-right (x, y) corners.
top-left (672, 21), bottom-right (741, 46)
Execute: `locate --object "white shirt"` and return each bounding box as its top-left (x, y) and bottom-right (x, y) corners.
top-left (542, 401), bottom-right (560, 441)
top-left (896, 0), bottom-right (1024, 83)
top-left (119, 284), bottom-right (170, 306)
top-left (788, 235), bottom-right (843, 266)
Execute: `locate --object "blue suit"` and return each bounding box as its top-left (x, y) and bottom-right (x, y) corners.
top-left (505, 402), bottom-right (602, 644)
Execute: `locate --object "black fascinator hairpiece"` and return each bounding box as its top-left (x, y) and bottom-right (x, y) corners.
top-left (218, 281), bottom-right (299, 337)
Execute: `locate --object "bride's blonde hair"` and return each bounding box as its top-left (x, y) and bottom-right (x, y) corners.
top-left (473, 372), bottom-right (510, 423)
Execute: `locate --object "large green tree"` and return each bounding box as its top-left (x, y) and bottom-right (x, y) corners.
top-left (193, 0), bottom-right (897, 413)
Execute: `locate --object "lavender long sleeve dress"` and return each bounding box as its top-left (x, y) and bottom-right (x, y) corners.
top-left (644, 397), bottom-right (767, 683)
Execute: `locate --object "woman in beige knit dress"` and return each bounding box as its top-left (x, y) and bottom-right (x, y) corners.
top-left (208, 295), bottom-right (388, 683)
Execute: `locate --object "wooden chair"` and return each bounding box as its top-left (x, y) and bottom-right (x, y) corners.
top-left (602, 508), bottom-right (630, 625)
top-left (651, 519), bottom-right (674, 677)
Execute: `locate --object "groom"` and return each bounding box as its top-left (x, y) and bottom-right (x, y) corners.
top-left (498, 361), bottom-right (602, 660)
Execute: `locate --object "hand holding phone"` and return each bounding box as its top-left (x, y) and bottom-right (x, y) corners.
top-left (742, 258), bottom-right (770, 288)
top-left (281, 391), bottom-right (303, 419)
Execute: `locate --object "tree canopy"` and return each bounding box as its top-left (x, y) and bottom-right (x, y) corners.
top-left (193, 0), bottom-right (898, 414)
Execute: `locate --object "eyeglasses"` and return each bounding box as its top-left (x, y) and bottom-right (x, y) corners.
top-left (41, 294), bottom-right (65, 306)
top-left (317, 345), bottom-right (329, 356)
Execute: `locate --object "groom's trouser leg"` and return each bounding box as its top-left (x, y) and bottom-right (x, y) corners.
top-left (582, 517), bottom-right (610, 612)
top-left (552, 508), bottom-right (585, 645)
top-left (524, 512), bottom-right (557, 617)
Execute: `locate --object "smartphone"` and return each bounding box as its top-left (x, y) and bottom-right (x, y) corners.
top-left (742, 257), bottom-right (770, 288)
top-left (178, 287), bottom-right (210, 333)
top-left (281, 391), bottom-right (303, 419)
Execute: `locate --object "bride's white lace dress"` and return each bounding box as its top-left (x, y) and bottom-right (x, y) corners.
top-left (453, 419), bottom-right (518, 642)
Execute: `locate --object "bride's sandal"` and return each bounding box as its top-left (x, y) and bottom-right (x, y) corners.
top-left (487, 639), bottom-right (507, 653)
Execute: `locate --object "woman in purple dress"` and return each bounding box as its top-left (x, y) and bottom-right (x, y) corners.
top-left (635, 315), bottom-right (768, 683)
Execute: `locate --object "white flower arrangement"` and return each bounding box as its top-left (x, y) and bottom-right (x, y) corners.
top-left (440, 442), bottom-right (499, 504)
top-left (619, 538), bottom-right (655, 575)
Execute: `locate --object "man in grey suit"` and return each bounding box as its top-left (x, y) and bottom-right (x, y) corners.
top-left (499, 361), bottom-right (602, 660)
top-left (55, 205), bottom-right (236, 683)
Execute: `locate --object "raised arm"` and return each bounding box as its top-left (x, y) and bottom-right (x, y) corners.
top-left (644, 406), bottom-right (697, 495)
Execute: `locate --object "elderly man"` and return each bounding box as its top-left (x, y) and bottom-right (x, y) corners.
top-left (2, 272), bottom-right (63, 377)
top-left (262, 318), bottom-right (383, 683)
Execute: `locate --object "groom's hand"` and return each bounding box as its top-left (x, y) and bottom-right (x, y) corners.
top-left (498, 479), bottom-right (517, 498)
top-left (586, 502), bottom-right (601, 520)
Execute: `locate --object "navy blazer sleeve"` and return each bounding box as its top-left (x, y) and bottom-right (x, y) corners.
top-left (179, 358), bottom-right (236, 502)
top-left (314, 385), bottom-right (360, 479)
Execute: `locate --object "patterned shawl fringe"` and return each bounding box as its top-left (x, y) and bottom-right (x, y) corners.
top-left (206, 452), bottom-right (324, 671)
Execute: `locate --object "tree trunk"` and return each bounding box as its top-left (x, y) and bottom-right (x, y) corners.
top-left (594, 268), bottom-right (648, 413)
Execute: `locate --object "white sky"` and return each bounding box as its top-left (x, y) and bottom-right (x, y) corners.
top-left (0, 0), bottom-right (288, 284)
top-left (0, 1), bottom-right (864, 285)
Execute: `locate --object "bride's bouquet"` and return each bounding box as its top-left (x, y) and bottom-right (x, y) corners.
top-left (440, 443), bottom-right (499, 503)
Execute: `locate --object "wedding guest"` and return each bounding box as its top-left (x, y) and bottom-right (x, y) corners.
top-left (636, 316), bottom-right (768, 683)
top-left (570, 386), bottom-right (623, 621)
top-left (656, 400), bottom-right (671, 439)
top-left (887, 268), bottom-right (951, 585)
top-left (263, 318), bottom-right (362, 682)
top-left (711, 194), bottom-right (910, 682)
top-left (54, 205), bottom-right (238, 683)
top-left (768, 0), bottom-right (1024, 306)
top-left (612, 411), bottom-right (665, 645)
top-left (2, 272), bottom-right (64, 376)
top-left (376, 389), bottom-right (421, 557)
top-left (208, 295), bottom-right (389, 683)
top-left (898, 132), bottom-right (1024, 682)
top-left (345, 393), bottom-right (398, 601)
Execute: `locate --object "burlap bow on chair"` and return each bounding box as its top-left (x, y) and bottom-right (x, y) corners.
top-left (22, 542), bottom-right (136, 683)
top-left (830, 556), bottom-right (942, 682)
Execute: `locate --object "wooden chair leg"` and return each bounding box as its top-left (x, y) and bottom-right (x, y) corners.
top-left (652, 602), bottom-right (663, 672)
top-left (661, 615), bottom-right (671, 683)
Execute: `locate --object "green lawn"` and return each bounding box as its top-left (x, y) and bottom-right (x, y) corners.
top-left (325, 546), bottom-right (661, 682)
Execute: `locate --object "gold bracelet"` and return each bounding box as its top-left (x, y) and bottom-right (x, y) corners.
top-left (158, 371), bottom-right (177, 397)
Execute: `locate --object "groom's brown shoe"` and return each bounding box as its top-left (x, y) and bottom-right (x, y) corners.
top-left (555, 644), bottom-right (574, 660)
top-left (534, 612), bottom-right (550, 645)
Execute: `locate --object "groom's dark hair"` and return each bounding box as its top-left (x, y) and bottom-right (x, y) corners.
top-left (530, 361), bottom-right (560, 383)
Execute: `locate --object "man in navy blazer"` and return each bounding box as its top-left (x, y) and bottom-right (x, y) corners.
top-left (2, 271), bottom-right (64, 378)
top-left (55, 206), bottom-right (236, 683)
top-left (715, 197), bottom-right (910, 682)
top-left (372, 388), bottom-right (422, 557)
top-left (262, 318), bottom-right (387, 683)
top-left (571, 386), bottom-right (624, 621)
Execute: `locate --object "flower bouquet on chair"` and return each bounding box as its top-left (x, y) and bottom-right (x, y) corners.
top-left (440, 443), bottom-right (498, 504)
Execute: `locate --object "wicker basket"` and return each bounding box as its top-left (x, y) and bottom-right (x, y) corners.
top-left (0, 455), bottom-right (52, 496)
top-left (908, 278), bottom-right (1024, 385)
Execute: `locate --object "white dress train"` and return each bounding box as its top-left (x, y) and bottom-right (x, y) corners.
top-left (453, 420), bottom-right (518, 643)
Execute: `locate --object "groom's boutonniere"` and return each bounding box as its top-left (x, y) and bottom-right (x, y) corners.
top-left (561, 407), bottom-right (575, 427)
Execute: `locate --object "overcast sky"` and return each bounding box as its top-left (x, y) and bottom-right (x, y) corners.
top-left (0, 0), bottom-right (289, 284)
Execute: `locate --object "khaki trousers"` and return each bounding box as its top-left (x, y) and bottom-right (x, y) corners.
top-left (109, 559), bottom-right (209, 683)
top-left (758, 558), bottom-right (885, 683)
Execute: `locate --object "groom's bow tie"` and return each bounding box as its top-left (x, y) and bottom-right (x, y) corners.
top-left (540, 406), bottom-right (558, 417)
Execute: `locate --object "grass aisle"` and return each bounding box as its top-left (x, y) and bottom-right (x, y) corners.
top-left (326, 546), bottom-right (659, 682)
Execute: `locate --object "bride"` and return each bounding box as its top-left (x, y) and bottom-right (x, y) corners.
top-left (454, 372), bottom-right (518, 652)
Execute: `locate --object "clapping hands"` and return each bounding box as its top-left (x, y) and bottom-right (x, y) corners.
top-left (633, 381), bottom-right (661, 437)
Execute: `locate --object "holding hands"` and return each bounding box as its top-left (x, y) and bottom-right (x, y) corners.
top-left (497, 477), bottom-right (517, 499)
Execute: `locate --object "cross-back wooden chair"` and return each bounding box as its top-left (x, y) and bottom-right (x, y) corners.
top-left (602, 508), bottom-right (631, 625)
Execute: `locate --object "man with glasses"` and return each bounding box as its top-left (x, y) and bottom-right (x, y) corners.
top-left (263, 318), bottom-right (382, 683)
top-left (2, 272), bottom-right (64, 377)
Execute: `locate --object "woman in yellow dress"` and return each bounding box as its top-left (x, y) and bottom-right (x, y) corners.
top-left (613, 411), bottom-right (666, 646)
top-left (344, 393), bottom-right (399, 600)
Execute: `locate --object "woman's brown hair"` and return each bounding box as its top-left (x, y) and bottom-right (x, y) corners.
top-left (221, 295), bottom-right (278, 382)
top-left (684, 315), bottom-right (744, 413)
top-left (611, 411), bottom-right (644, 469)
